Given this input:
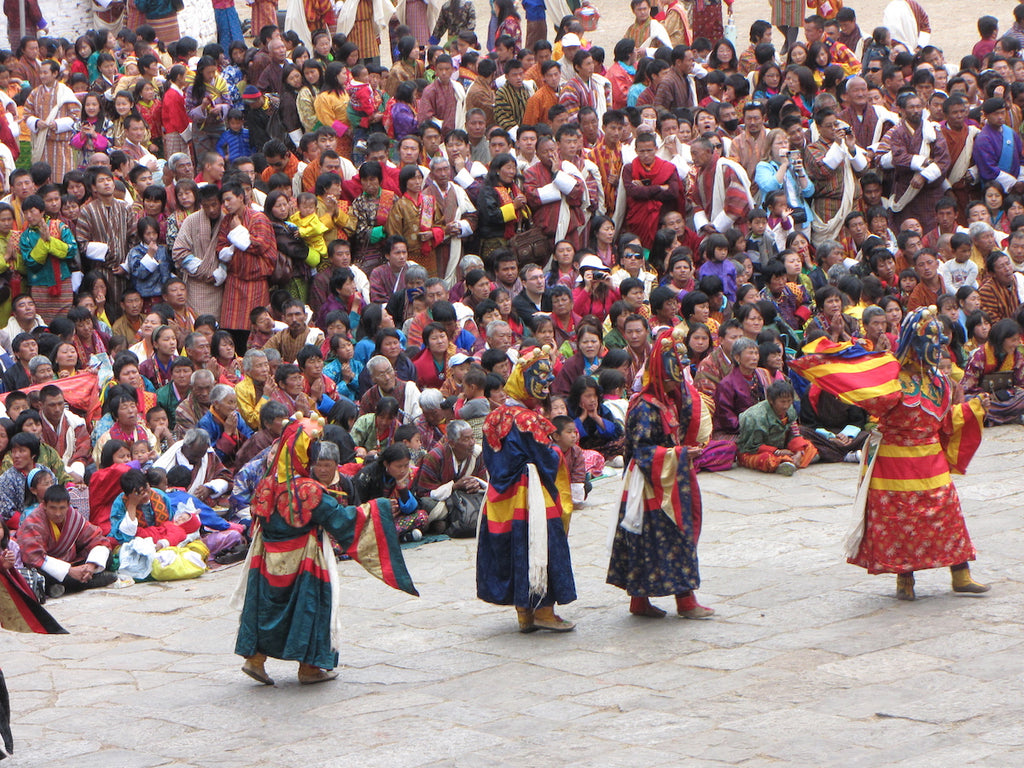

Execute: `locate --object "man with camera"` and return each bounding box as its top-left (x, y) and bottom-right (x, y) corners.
top-left (804, 108), bottom-right (869, 243)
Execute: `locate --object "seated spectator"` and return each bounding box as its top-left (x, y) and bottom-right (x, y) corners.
top-left (197, 384), bottom-right (254, 467)
top-left (552, 323), bottom-right (604, 396)
top-left (413, 419), bottom-right (486, 536)
top-left (0, 433), bottom-right (48, 530)
top-left (712, 337), bottom-right (773, 441)
top-left (412, 389), bottom-right (447, 455)
top-left (174, 369), bottom-right (217, 438)
top-left (235, 400), bottom-right (289, 469)
top-left (37, 385), bottom-right (91, 483)
top-left (356, 328), bottom-right (418, 395)
top-left (88, 440), bottom-right (136, 535)
top-left (17, 485), bottom-right (115, 598)
top-left (962, 318), bottom-right (1024, 425)
top-left (737, 381), bottom-right (818, 476)
top-left (264, 298), bottom-right (326, 363)
top-left (353, 444), bottom-right (428, 542)
top-left (568, 375), bottom-right (624, 462)
top-left (359, 355), bottom-right (422, 420)
top-left (3, 411), bottom-right (70, 485)
top-left (350, 397), bottom-right (400, 459)
top-left (94, 391), bottom-right (157, 464)
top-left (109, 468), bottom-right (201, 549)
top-left (154, 429), bottom-right (233, 505)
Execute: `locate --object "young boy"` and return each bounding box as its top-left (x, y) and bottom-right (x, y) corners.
top-left (736, 381), bottom-right (818, 476)
top-left (247, 306), bottom-right (276, 350)
top-left (897, 268), bottom-right (919, 306)
top-left (552, 415), bottom-right (588, 506)
top-left (346, 64), bottom-right (384, 164)
top-left (746, 207), bottom-right (776, 266)
top-left (290, 192), bottom-right (329, 267)
top-left (216, 109), bottom-right (253, 162)
top-left (453, 365), bottom-right (490, 439)
top-left (938, 232), bottom-right (979, 293)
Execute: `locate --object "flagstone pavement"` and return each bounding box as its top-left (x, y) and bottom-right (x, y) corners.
top-left (5, 425), bottom-right (1024, 767)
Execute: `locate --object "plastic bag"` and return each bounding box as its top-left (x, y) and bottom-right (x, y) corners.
top-left (150, 540), bottom-right (209, 581)
top-left (724, 11), bottom-right (736, 44)
top-left (118, 538), bottom-right (157, 581)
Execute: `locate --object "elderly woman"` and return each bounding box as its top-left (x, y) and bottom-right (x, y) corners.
top-left (962, 318), bottom-right (1024, 425)
top-left (196, 383), bottom-right (254, 468)
top-left (804, 285), bottom-right (859, 341)
top-left (711, 337), bottom-right (774, 442)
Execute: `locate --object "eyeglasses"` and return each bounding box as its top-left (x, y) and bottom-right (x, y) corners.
top-left (622, 251), bottom-right (643, 259)
top-left (867, 67), bottom-right (882, 72)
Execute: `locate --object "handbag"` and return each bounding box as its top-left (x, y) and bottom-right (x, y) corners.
top-left (979, 370), bottom-right (1014, 396)
top-left (445, 490), bottom-right (483, 538)
top-left (509, 220), bottom-right (553, 268)
top-left (271, 253), bottom-right (293, 286)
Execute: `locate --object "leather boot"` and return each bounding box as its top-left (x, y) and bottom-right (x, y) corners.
top-left (516, 607), bottom-right (537, 633)
top-left (676, 592), bottom-right (714, 619)
top-left (533, 606), bottom-right (575, 632)
top-left (241, 653), bottom-right (275, 685)
top-left (629, 596), bottom-right (666, 618)
top-left (951, 564), bottom-right (990, 594)
top-left (298, 663), bottom-right (339, 684)
top-left (896, 572), bottom-right (915, 601)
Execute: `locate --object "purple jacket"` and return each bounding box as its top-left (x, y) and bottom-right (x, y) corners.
top-left (712, 366), bottom-right (773, 435)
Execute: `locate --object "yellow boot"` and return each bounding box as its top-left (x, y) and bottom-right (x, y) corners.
top-left (533, 606), bottom-right (575, 632)
top-left (298, 663), bottom-right (339, 684)
top-left (951, 565), bottom-right (990, 594)
top-left (516, 607), bottom-right (537, 633)
top-left (241, 653), bottom-right (275, 685)
top-left (896, 573), bottom-right (915, 601)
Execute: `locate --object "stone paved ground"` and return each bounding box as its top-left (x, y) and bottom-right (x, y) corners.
top-left (5, 425), bottom-right (1024, 767)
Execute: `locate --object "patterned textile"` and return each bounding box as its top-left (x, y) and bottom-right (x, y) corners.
top-left (432, 0), bottom-right (475, 43)
top-left (0, 566), bottom-right (66, 634)
top-left (607, 327), bottom-right (703, 596)
top-left (477, 401), bottom-right (574, 608)
top-left (235, 418), bottom-right (417, 668)
top-left (770, 0), bottom-right (805, 27)
top-left (24, 82), bottom-right (81, 183)
top-left (17, 505), bottom-right (108, 570)
top-left (791, 340), bottom-right (986, 574)
top-left (217, 209), bottom-right (276, 330)
top-left (493, 84), bottom-right (529, 132)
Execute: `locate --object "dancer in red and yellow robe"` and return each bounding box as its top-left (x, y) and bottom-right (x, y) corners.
top-left (790, 309), bottom-right (990, 600)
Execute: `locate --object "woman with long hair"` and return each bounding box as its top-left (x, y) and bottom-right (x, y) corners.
top-left (265, 190), bottom-right (310, 301)
top-left (476, 153), bottom-right (528, 261)
top-left (185, 55), bottom-right (231, 157)
top-left (962, 318), bottom-right (1024, 425)
top-left (314, 61), bottom-right (353, 158)
top-left (165, 179), bottom-right (199, 255)
top-left (385, 80), bottom-right (420, 140)
top-left (708, 38), bottom-right (739, 73)
top-left (353, 443), bottom-right (428, 540)
top-left (279, 64), bottom-right (305, 145)
top-left (782, 65), bottom-right (817, 119)
top-left (297, 59), bottom-right (324, 134)
top-left (383, 36), bottom-right (425, 98)
top-left (753, 62), bottom-right (783, 101)
top-left (492, 0), bottom-right (521, 51)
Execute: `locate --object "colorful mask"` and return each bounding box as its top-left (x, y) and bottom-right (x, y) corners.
top-left (659, 324), bottom-right (690, 383)
top-left (524, 356), bottom-right (555, 400)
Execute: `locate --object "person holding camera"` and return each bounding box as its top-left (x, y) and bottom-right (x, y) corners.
top-left (804, 108), bottom-right (869, 242)
top-left (573, 254), bottom-right (620, 323)
top-left (754, 127), bottom-right (816, 239)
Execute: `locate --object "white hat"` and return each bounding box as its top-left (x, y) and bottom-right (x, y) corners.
top-left (561, 33), bottom-right (581, 48)
top-left (448, 352), bottom-right (473, 368)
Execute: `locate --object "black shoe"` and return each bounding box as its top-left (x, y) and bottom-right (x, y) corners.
top-left (87, 571), bottom-right (117, 589)
top-left (213, 543), bottom-right (249, 565)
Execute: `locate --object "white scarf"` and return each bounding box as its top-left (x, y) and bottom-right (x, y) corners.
top-left (945, 124), bottom-right (980, 187)
top-left (890, 119), bottom-right (937, 213)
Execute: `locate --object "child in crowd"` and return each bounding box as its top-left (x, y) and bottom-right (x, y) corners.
top-left (290, 192), bottom-right (330, 267)
top-left (737, 381), bottom-right (818, 476)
